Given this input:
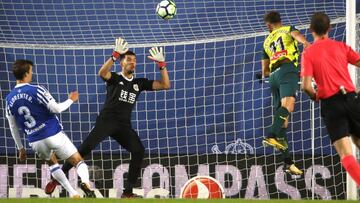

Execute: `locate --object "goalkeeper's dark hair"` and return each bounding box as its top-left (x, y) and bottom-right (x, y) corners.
top-left (12, 59), bottom-right (34, 80)
top-left (264, 11), bottom-right (281, 24)
top-left (120, 50), bottom-right (136, 61)
top-left (310, 12), bottom-right (330, 36)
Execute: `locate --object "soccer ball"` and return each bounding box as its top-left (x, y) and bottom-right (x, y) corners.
top-left (180, 176), bottom-right (225, 199)
top-left (156, 0), bottom-right (177, 20)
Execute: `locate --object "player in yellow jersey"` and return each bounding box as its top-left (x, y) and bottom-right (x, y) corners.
top-left (261, 11), bottom-right (310, 175)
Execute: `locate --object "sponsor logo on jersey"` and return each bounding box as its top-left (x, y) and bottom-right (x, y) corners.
top-left (180, 176), bottom-right (225, 199)
top-left (271, 50), bottom-right (288, 61)
top-left (119, 81), bottom-right (124, 85)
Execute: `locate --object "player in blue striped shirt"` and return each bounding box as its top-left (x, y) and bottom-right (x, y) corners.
top-left (5, 59), bottom-right (95, 198)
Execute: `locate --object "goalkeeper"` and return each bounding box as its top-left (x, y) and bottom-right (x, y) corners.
top-left (46, 37), bottom-right (171, 198)
top-left (261, 11), bottom-right (310, 175)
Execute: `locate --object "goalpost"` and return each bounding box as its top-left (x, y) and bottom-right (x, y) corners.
top-left (0, 0), bottom-right (357, 199)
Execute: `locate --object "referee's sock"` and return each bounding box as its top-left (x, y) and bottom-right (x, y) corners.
top-left (268, 107), bottom-right (290, 138)
top-left (341, 155), bottom-right (360, 187)
top-left (76, 160), bottom-right (90, 184)
top-left (49, 164), bottom-right (79, 197)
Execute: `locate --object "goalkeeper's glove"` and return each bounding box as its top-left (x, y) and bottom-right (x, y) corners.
top-left (111, 37), bottom-right (129, 62)
top-left (148, 47), bottom-right (167, 70)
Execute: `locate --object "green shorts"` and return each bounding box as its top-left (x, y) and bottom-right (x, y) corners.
top-left (269, 62), bottom-right (299, 110)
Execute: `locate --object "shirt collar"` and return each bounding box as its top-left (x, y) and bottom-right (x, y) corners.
top-left (15, 83), bottom-right (29, 88)
top-left (120, 72), bottom-right (133, 82)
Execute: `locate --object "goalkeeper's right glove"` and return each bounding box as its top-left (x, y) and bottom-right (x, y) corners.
top-left (111, 37), bottom-right (129, 62)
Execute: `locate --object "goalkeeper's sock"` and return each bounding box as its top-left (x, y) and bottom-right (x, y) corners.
top-left (341, 155), bottom-right (360, 187)
top-left (268, 107), bottom-right (290, 138)
top-left (124, 182), bottom-right (134, 194)
top-left (50, 164), bottom-right (79, 197)
top-left (76, 160), bottom-right (90, 184)
top-left (277, 128), bottom-right (293, 165)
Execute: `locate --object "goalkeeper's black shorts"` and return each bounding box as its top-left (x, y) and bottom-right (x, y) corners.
top-left (78, 115), bottom-right (144, 157)
top-left (321, 92), bottom-right (360, 143)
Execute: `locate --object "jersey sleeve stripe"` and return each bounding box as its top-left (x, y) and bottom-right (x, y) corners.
top-left (37, 93), bottom-right (49, 104)
top-left (36, 88), bottom-right (46, 95)
top-left (36, 89), bottom-right (50, 101)
top-left (36, 85), bottom-right (47, 93)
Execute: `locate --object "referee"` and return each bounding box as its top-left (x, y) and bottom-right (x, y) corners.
top-left (301, 12), bottom-right (360, 187)
top-left (45, 37), bottom-right (171, 197)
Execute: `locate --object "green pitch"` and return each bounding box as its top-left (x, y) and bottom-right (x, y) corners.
top-left (0, 199), bottom-right (358, 203)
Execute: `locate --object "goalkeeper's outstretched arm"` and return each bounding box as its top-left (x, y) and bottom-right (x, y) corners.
top-left (148, 47), bottom-right (171, 90)
top-left (99, 58), bottom-right (114, 81)
top-left (99, 37), bottom-right (129, 80)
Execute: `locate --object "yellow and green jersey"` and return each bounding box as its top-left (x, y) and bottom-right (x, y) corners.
top-left (263, 25), bottom-right (299, 71)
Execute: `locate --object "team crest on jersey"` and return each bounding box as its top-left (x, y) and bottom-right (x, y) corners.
top-left (133, 84), bottom-right (139, 91)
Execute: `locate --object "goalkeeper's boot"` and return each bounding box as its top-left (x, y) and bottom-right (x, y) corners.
top-left (284, 163), bottom-right (303, 175)
top-left (80, 183), bottom-right (96, 198)
top-left (121, 191), bottom-right (143, 198)
top-left (45, 179), bottom-right (60, 195)
top-left (262, 137), bottom-right (287, 151)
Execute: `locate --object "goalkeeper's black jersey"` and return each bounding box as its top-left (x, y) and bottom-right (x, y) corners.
top-left (100, 72), bottom-right (154, 125)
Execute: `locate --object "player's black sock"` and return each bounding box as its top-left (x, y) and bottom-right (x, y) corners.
top-left (269, 107), bottom-right (290, 138)
top-left (124, 182), bottom-right (134, 194)
top-left (277, 128), bottom-right (293, 165)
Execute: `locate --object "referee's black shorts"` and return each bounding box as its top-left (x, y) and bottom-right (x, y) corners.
top-left (321, 92), bottom-right (360, 143)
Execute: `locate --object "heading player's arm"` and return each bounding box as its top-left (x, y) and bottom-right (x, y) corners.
top-left (148, 47), bottom-right (171, 90)
top-left (261, 48), bottom-right (270, 77)
top-left (291, 30), bottom-right (310, 49)
top-left (262, 59), bottom-right (270, 77)
top-left (99, 37), bottom-right (129, 81)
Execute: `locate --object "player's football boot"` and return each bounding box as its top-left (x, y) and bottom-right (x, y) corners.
top-left (262, 137), bottom-right (287, 151)
top-left (121, 192), bottom-right (143, 198)
top-left (284, 163), bottom-right (303, 175)
top-left (80, 183), bottom-right (96, 198)
top-left (45, 179), bottom-right (60, 195)
top-left (71, 194), bottom-right (81, 199)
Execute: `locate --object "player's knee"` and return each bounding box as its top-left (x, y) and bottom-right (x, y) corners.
top-left (67, 152), bottom-right (84, 166)
top-left (281, 97), bottom-right (295, 112)
top-left (281, 102), bottom-right (294, 112)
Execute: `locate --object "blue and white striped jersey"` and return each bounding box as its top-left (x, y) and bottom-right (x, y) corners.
top-left (5, 83), bottom-right (62, 142)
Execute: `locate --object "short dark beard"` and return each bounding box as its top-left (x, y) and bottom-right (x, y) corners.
top-left (127, 69), bottom-right (134, 74)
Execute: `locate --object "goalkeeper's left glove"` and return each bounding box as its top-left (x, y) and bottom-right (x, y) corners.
top-left (148, 47), bottom-right (167, 70)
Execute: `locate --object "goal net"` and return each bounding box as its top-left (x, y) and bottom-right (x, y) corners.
top-left (0, 0), bottom-right (355, 199)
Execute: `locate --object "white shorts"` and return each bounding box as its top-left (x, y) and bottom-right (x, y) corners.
top-left (29, 131), bottom-right (78, 161)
